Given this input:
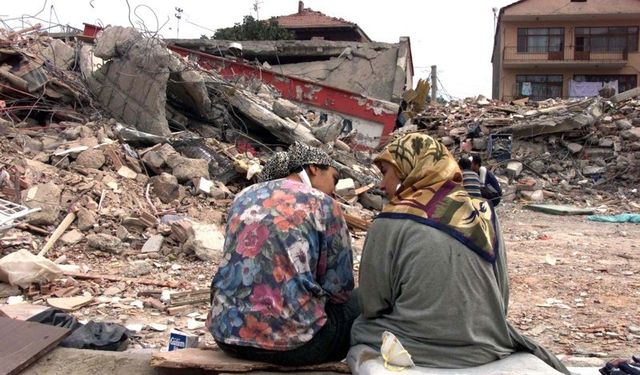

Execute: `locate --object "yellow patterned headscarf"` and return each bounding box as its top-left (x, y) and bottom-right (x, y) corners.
top-left (374, 134), bottom-right (497, 262)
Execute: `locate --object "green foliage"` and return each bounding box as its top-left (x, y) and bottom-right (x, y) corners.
top-left (213, 15), bottom-right (293, 41)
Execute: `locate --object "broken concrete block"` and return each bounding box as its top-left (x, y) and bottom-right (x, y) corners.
top-left (22, 182), bottom-right (61, 226)
top-left (598, 138), bottom-right (614, 148)
top-left (75, 149), bottom-right (106, 170)
top-left (568, 113), bottom-right (594, 128)
top-left (41, 39), bottom-right (75, 69)
top-left (506, 161), bottom-right (523, 178)
top-left (472, 138), bottom-right (487, 151)
top-left (615, 119), bottom-right (633, 130)
top-left (621, 128), bottom-right (640, 142)
top-left (272, 98), bottom-right (301, 119)
top-left (60, 127), bottom-right (81, 141)
top-left (200, 178), bottom-right (232, 199)
top-left (169, 157), bottom-right (209, 182)
top-left (87, 233), bottom-right (122, 254)
top-left (117, 166), bottom-right (138, 179)
top-left (125, 260), bottom-right (153, 277)
top-left (76, 208), bottom-right (97, 231)
top-left (359, 192), bottom-right (384, 211)
top-left (142, 143), bottom-right (179, 171)
top-left (60, 229), bottom-right (84, 245)
top-left (336, 178), bottom-right (356, 197)
top-left (83, 26), bottom-right (183, 136)
top-left (520, 189), bottom-right (544, 202)
top-left (13, 134), bottom-right (43, 153)
top-left (565, 143), bottom-right (583, 154)
top-left (611, 86), bottom-right (640, 103)
top-left (115, 225), bottom-right (130, 241)
top-left (182, 223), bottom-right (224, 261)
top-left (582, 166), bottom-right (606, 175)
top-left (440, 136), bottom-right (454, 147)
top-left (150, 173), bottom-right (179, 204)
top-left (142, 234), bottom-right (164, 253)
top-left (0, 282), bottom-right (21, 298)
top-left (311, 121), bottom-right (342, 144)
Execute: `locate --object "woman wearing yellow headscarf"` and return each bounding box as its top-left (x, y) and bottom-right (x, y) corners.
top-left (350, 134), bottom-right (569, 374)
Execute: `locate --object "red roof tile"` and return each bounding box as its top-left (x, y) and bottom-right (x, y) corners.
top-left (275, 8), bottom-right (355, 29)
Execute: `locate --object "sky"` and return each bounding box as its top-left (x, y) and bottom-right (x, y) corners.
top-left (1, 0), bottom-right (517, 99)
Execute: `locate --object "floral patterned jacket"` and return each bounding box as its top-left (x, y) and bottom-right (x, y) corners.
top-left (209, 178), bottom-right (354, 350)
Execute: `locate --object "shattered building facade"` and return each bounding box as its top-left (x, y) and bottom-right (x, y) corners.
top-left (492, 0), bottom-right (640, 102)
top-left (163, 3), bottom-right (413, 148)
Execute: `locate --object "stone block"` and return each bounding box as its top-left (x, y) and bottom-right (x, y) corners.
top-left (22, 182), bottom-right (62, 226)
top-left (272, 98), bottom-right (301, 119)
top-left (141, 234), bottom-right (164, 253)
top-left (77, 208), bottom-right (97, 231)
top-left (621, 127), bottom-right (640, 141)
top-left (506, 161), bottom-right (523, 178)
top-left (520, 189), bottom-right (544, 202)
top-left (336, 178), bottom-right (356, 197)
top-left (87, 233), bottom-right (122, 253)
top-left (150, 173), bottom-right (179, 204)
top-left (60, 229), bottom-right (84, 245)
top-left (582, 166), bottom-right (606, 175)
top-left (615, 119), bottom-right (633, 130)
top-left (75, 149), bottom-right (106, 170)
top-left (170, 157), bottom-right (209, 182)
top-left (472, 138), bottom-right (487, 150)
top-left (565, 143), bottom-right (582, 154)
top-left (125, 260), bottom-right (153, 277)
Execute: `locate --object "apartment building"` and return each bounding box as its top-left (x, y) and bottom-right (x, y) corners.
top-left (492, 0), bottom-right (640, 102)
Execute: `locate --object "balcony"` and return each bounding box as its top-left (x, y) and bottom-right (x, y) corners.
top-left (502, 46), bottom-right (628, 68)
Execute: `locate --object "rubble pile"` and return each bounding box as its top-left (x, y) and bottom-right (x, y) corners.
top-left (401, 93), bottom-right (640, 210)
top-left (0, 26), bottom-right (379, 348)
top-left (1, 23), bottom-right (639, 350)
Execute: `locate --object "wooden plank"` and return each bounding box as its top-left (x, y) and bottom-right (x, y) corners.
top-left (150, 348), bottom-right (350, 373)
top-left (63, 271), bottom-right (180, 288)
top-left (169, 291), bottom-right (209, 307)
top-left (0, 317), bottom-right (70, 375)
top-left (343, 213), bottom-right (370, 231)
top-left (0, 304), bottom-right (50, 321)
top-left (353, 183), bottom-right (375, 196)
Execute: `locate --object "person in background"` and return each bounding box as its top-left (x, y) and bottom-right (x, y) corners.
top-left (208, 142), bottom-right (359, 366)
top-left (350, 134), bottom-right (569, 374)
top-left (471, 154), bottom-right (502, 206)
top-left (458, 157), bottom-right (482, 198)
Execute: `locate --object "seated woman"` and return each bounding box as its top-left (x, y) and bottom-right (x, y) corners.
top-left (208, 142), bottom-right (359, 366)
top-left (350, 134), bottom-right (569, 374)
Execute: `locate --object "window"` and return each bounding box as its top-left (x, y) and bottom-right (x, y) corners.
top-left (518, 28), bottom-right (564, 53)
top-left (516, 75), bottom-right (563, 100)
top-left (573, 75), bottom-right (638, 93)
top-left (575, 26), bottom-right (638, 52)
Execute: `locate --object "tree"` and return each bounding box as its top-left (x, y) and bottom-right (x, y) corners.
top-left (213, 15), bottom-right (293, 41)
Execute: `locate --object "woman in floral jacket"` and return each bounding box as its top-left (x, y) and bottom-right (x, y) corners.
top-left (209, 143), bottom-right (359, 365)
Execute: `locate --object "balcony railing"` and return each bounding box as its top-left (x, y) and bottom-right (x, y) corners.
top-left (503, 46), bottom-right (628, 63)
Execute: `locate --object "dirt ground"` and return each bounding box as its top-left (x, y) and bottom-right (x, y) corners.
top-left (498, 203), bottom-right (640, 361)
top-left (7, 202), bottom-right (639, 363)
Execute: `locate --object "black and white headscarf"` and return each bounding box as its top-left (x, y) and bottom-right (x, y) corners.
top-left (257, 151), bottom-right (290, 182)
top-left (257, 143), bottom-right (337, 182)
top-left (287, 142), bottom-right (333, 172)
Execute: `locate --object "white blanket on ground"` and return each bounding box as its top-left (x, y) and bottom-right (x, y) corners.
top-left (347, 345), bottom-right (565, 375)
